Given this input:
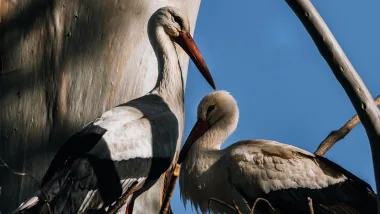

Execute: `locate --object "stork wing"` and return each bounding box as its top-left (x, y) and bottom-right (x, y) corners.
top-left (39, 94), bottom-right (178, 212)
top-left (225, 140), bottom-right (376, 214)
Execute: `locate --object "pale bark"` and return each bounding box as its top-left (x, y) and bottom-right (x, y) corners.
top-left (315, 96), bottom-right (380, 156)
top-left (286, 0), bottom-right (380, 212)
top-left (0, 0), bottom-right (201, 212)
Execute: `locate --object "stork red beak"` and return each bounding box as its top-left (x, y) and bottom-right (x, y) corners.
top-left (174, 31), bottom-right (216, 90)
top-left (177, 118), bottom-right (209, 164)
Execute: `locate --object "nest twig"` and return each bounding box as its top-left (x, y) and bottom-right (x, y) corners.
top-left (207, 197), bottom-right (240, 214)
top-left (308, 197), bottom-right (314, 214)
top-left (250, 197), bottom-right (275, 214)
top-left (106, 181), bottom-right (139, 214)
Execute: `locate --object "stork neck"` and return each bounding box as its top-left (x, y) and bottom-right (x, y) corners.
top-left (192, 114), bottom-right (238, 151)
top-left (152, 27), bottom-right (184, 113)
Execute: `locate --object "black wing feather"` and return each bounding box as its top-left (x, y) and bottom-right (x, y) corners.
top-left (42, 123), bottom-right (107, 186)
top-left (252, 155), bottom-right (377, 214)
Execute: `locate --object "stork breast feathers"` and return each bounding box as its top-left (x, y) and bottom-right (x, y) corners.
top-left (88, 99), bottom-right (178, 162)
top-left (227, 140), bottom-right (347, 194)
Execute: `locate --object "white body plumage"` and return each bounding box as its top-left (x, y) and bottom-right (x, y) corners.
top-left (179, 91), bottom-right (375, 214)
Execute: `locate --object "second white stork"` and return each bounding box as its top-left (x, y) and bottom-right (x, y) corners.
top-left (179, 90), bottom-right (377, 214)
top-left (14, 6), bottom-right (215, 214)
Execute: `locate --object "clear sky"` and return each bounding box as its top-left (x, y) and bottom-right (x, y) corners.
top-left (171, 0), bottom-right (380, 213)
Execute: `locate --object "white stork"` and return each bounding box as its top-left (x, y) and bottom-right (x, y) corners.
top-left (14, 6), bottom-right (215, 214)
top-left (178, 90), bottom-right (377, 214)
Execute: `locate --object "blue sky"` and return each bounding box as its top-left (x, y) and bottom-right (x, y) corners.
top-left (172, 0), bottom-right (380, 213)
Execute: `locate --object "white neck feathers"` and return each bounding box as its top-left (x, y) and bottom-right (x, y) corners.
top-left (193, 111), bottom-right (239, 151)
top-left (151, 26), bottom-right (184, 113)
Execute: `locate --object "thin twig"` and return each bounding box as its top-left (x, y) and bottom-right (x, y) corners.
top-left (250, 198), bottom-right (275, 214)
top-left (285, 1), bottom-right (380, 211)
top-left (315, 95), bottom-right (380, 156)
top-left (308, 197), bottom-right (314, 214)
top-left (160, 164), bottom-right (180, 214)
top-left (46, 201), bottom-right (52, 214)
top-left (232, 201), bottom-right (243, 214)
top-left (207, 198), bottom-right (239, 214)
top-left (0, 157), bottom-right (55, 214)
top-left (0, 157), bottom-right (41, 188)
top-left (106, 181), bottom-right (139, 214)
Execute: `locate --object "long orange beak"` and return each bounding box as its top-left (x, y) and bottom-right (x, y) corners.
top-left (174, 31), bottom-right (216, 90)
top-left (177, 118), bottom-right (209, 164)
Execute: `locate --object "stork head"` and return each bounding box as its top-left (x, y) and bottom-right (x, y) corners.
top-left (178, 90), bottom-right (239, 163)
top-left (150, 7), bottom-right (216, 90)
top-left (153, 6), bottom-right (190, 37)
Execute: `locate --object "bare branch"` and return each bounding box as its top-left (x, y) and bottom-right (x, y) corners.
top-left (0, 157), bottom-right (56, 213)
top-left (250, 198), bottom-right (275, 214)
top-left (45, 202), bottom-right (52, 214)
top-left (285, 0), bottom-right (380, 211)
top-left (0, 157), bottom-right (41, 189)
top-left (315, 95), bottom-right (380, 156)
top-left (106, 181), bottom-right (138, 214)
top-left (232, 201), bottom-right (243, 214)
top-left (160, 164), bottom-right (180, 214)
top-left (207, 198), bottom-right (239, 214)
top-left (308, 197), bottom-right (314, 214)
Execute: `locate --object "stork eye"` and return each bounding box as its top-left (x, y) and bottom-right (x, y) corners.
top-left (207, 105), bottom-right (216, 115)
top-left (173, 15), bottom-right (183, 28)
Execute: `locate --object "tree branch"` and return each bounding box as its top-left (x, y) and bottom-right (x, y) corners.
top-left (315, 95), bottom-right (380, 156)
top-left (106, 181), bottom-right (138, 214)
top-left (160, 164), bottom-right (180, 214)
top-left (285, 0), bottom-right (380, 212)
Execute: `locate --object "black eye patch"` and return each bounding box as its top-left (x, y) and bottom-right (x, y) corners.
top-left (173, 15), bottom-right (183, 28)
top-left (207, 105), bottom-right (216, 115)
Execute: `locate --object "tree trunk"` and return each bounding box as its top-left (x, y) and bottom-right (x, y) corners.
top-left (0, 0), bottom-right (201, 212)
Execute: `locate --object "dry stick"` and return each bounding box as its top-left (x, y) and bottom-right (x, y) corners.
top-left (0, 157), bottom-right (54, 213)
top-left (285, 0), bottom-right (380, 212)
top-left (315, 95), bottom-right (380, 156)
top-left (308, 197), bottom-right (314, 214)
top-left (232, 201), bottom-right (243, 214)
top-left (45, 202), bottom-right (52, 214)
top-left (0, 157), bottom-right (41, 188)
top-left (207, 198), bottom-right (240, 214)
top-left (160, 164), bottom-right (180, 214)
top-left (107, 181), bottom-right (139, 214)
top-left (250, 198), bottom-right (275, 214)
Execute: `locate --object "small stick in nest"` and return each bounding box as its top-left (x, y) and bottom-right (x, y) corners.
top-left (0, 157), bottom-right (41, 188)
top-left (250, 198), bottom-right (275, 214)
top-left (232, 201), bottom-right (242, 214)
top-left (207, 197), bottom-right (240, 214)
top-left (308, 197), bottom-right (314, 214)
top-left (160, 164), bottom-right (180, 214)
top-left (106, 181), bottom-right (139, 214)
